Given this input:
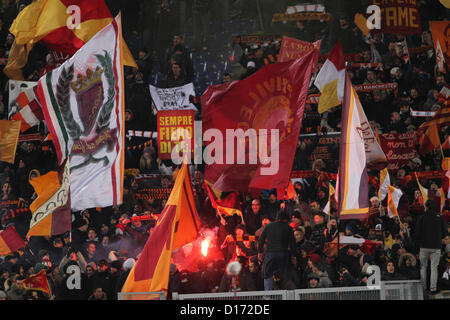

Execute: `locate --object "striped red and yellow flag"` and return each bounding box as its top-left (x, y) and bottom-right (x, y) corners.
top-left (419, 123), bottom-right (441, 155)
top-left (0, 226), bottom-right (26, 256)
top-left (27, 159), bottom-right (71, 238)
top-left (121, 163), bottom-right (200, 298)
top-left (387, 185), bottom-right (403, 218)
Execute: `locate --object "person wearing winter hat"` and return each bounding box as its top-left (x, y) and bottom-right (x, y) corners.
top-left (71, 218), bottom-right (89, 251)
top-left (307, 272), bottom-right (320, 288)
top-left (34, 263), bottom-right (48, 274)
top-left (123, 258), bottom-right (135, 272)
top-left (240, 60), bottom-right (257, 80)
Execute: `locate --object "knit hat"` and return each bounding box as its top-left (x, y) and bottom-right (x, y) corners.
top-left (38, 249), bottom-right (49, 258)
top-left (123, 258), bottom-right (135, 271)
top-left (74, 218), bottom-right (87, 229)
top-left (308, 253), bottom-right (322, 264)
top-left (0, 290), bottom-right (6, 299)
top-left (34, 263), bottom-right (47, 273)
top-left (307, 272), bottom-right (320, 281)
top-left (109, 260), bottom-right (123, 271)
top-left (276, 209), bottom-right (289, 221)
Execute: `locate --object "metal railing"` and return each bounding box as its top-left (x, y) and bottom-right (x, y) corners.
top-left (117, 291), bottom-right (166, 300)
top-left (172, 290), bottom-right (289, 301)
top-left (293, 286), bottom-right (381, 300)
top-left (171, 280), bottom-right (424, 300)
top-left (381, 280), bottom-right (424, 300)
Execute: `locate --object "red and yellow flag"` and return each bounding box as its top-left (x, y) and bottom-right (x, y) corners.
top-left (430, 21), bottom-right (450, 67)
top-left (0, 120), bottom-right (21, 164)
top-left (121, 163), bottom-right (200, 298)
top-left (0, 226), bottom-right (26, 256)
top-left (5, 0), bottom-right (136, 80)
top-left (387, 185), bottom-right (403, 218)
top-left (204, 181), bottom-right (243, 218)
top-left (27, 160), bottom-right (71, 238)
top-left (20, 270), bottom-right (51, 295)
top-left (419, 123), bottom-right (441, 155)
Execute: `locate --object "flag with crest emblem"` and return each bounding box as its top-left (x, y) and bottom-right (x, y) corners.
top-left (36, 15), bottom-right (125, 211)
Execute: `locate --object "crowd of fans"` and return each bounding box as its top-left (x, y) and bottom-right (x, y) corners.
top-left (0, 0), bottom-right (449, 300)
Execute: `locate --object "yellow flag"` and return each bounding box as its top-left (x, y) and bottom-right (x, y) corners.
top-left (354, 13), bottom-right (370, 36)
top-left (0, 120), bottom-right (21, 164)
top-left (415, 173), bottom-right (428, 205)
top-left (3, 41), bottom-right (33, 80)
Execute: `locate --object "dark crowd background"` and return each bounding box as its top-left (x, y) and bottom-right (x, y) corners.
top-left (0, 0), bottom-right (449, 300)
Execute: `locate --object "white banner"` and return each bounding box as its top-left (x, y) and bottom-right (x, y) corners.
top-left (8, 80), bottom-right (37, 119)
top-left (410, 110), bottom-right (436, 117)
top-left (149, 83), bottom-right (198, 112)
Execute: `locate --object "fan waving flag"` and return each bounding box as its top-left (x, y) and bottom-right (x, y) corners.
top-left (20, 270), bottom-right (51, 295)
top-left (121, 163), bottom-right (200, 298)
top-left (415, 173), bottom-right (429, 205)
top-left (36, 15), bottom-right (125, 211)
top-left (27, 159), bottom-right (71, 238)
top-left (314, 41), bottom-right (346, 114)
top-left (378, 168), bottom-right (391, 201)
top-left (5, 0), bottom-right (136, 80)
top-left (204, 181), bottom-right (243, 219)
top-left (387, 185), bottom-right (403, 218)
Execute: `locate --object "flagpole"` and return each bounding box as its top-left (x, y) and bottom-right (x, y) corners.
top-left (439, 142), bottom-right (445, 160)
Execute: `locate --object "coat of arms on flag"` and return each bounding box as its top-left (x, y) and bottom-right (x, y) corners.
top-left (37, 15), bottom-right (125, 211)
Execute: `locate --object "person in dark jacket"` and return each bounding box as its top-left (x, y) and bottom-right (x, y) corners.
top-left (398, 253), bottom-right (420, 280)
top-left (381, 261), bottom-right (406, 281)
top-left (258, 209), bottom-right (296, 291)
top-left (115, 258), bottom-right (135, 298)
top-left (414, 200), bottom-right (447, 294)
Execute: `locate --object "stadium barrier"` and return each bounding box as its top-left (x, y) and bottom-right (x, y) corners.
top-left (117, 291), bottom-right (166, 300)
top-left (170, 281), bottom-right (424, 301)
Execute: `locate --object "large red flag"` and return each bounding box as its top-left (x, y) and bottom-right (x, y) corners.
top-left (201, 50), bottom-right (317, 192)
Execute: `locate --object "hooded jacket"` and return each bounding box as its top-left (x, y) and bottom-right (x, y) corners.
top-left (398, 253), bottom-right (420, 280)
top-left (414, 209), bottom-right (447, 249)
top-left (317, 271), bottom-right (333, 288)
